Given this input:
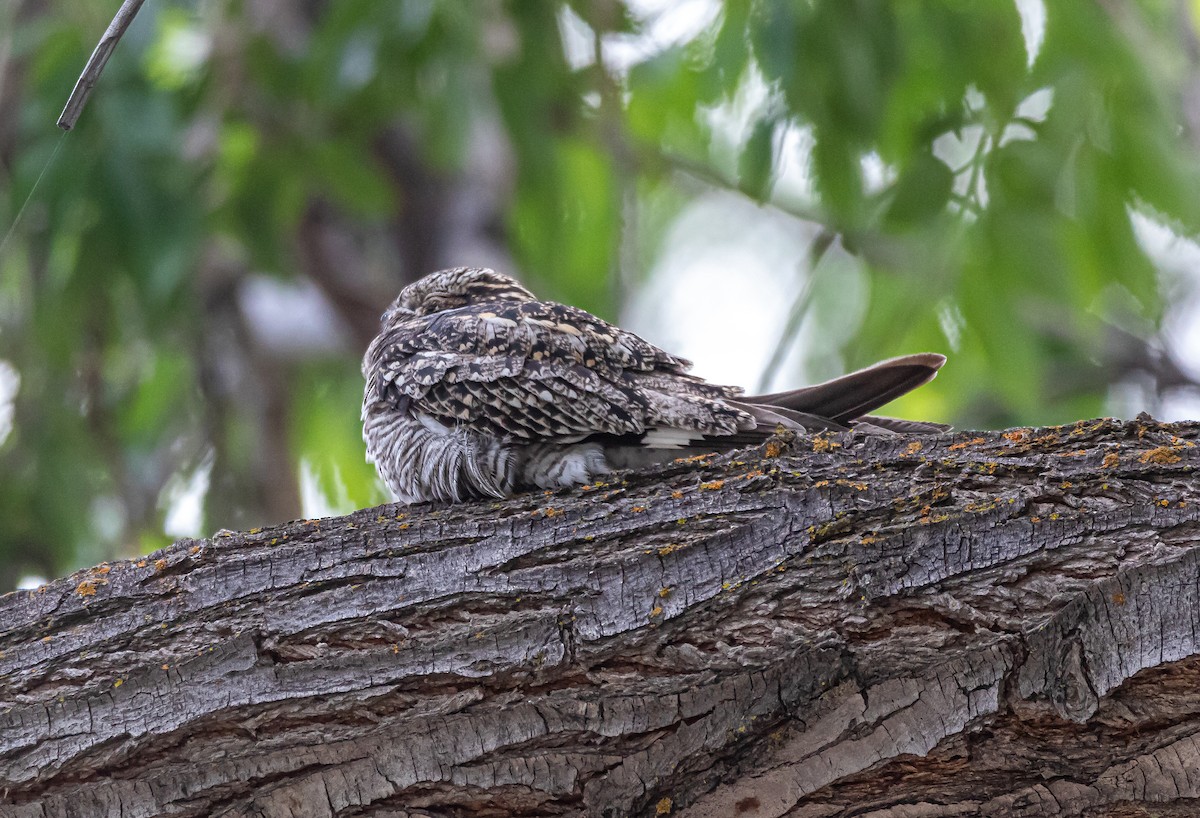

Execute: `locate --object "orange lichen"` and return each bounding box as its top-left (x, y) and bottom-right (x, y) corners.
top-left (657, 544), bottom-right (681, 557)
top-left (189, 545), bottom-right (201, 555)
top-left (658, 587), bottom-right (672, 598)
top-left (649, 606), bottom-right (663, 618)
top-left (1112, 592), bottom-right (1126, 605)
top-left (656, 797), bottom-right (673, 815)
top-left (1140, 447), bottom-right (1182, 465)
top-left (905, 441), bottom-right (923, 455)
top-left (1102, 452), bottom-right (1119, 469)
top-left (671, 490), bottom-right (684, 500)
top-left (1003, 430), bottom-right (1028, 443)
top-left (135, 560), bottom-right (147, 568)
top-left (700, 480), bottom-right (725, 491)
top-left (812, 436), bottom-right (841, 452)
top-left (764, 440), bottom-right (784, 458)
top-left (948, 437), bottom-right (986, 450)
top-left (154, 559), bottom-right (167, 572)
top-left (631, 505), bottom-right (648, 513)
top-left (75, 581), bottom-right (98, 597)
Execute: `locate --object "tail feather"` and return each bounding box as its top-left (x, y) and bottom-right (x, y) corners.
top-left (742, 353), bottom-right (946, 425)
top-left (592, 352), bottom-right (948, 471)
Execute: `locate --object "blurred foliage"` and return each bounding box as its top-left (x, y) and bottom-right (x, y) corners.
top-left (2, 0), bottom-right (1200, 586)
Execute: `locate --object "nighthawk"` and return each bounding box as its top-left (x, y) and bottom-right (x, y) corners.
top-left (362, 267), bottom-right (947, 503)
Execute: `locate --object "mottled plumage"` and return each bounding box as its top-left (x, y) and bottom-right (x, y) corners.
top-left (362, 267), bottom-right (947, 503)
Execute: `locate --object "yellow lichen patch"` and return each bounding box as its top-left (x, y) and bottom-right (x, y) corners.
top-left (1156, 498), bottom-right (1171, 508)
top-left (812, 480), bottom-right (830, 488)
top-left (154, 559), bottom-right (168, 572)
top-left (248, 528), bottom-right (261, 534)
top-left (1060, 481), bottom-right (1073, 490)
top-left (189, 545), bottom-right (201, 555)
top-left (699, 480), bottom-right (725, 491)
top-left (75, 580), bottom-right (98, 597)
top-left (836, 479), bottom-right (868, 491)
top-left (658, 587), bottom-right (672, 598)
top-left (1102, 452), bottom-right (1119, 469)
top-left (764, 440), bottom-right (784, 458)
top-left (812, 436), bottom-right (841, 453)
top-left (675, 453), bottom-right (716, 464)
top-left (657, 544), bottom-right (681, 557)
top-left (113, 678), bottom-right (124, 688)
top-left (1140, 447), bottom-right (1182, 465)
top-left (905, 441), bottom-right (924, 455)
top-left (948, 437), bottom-right (986, 450)
top-left (398, 522), bottom-right (410, 530)
top-left (860, 534), bottom-right (879, 545)
top-left (656, 797), bottom-right (673, 815)
top-left (671, 490), bottom-right (684, 500)
top-left (649, 605), bottom-right (664, 618)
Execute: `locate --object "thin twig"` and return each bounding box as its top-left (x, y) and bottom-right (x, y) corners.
top-left (57, 0), bottom-right (148, 130)
top-left (754, 228), bottom-right (837, 393)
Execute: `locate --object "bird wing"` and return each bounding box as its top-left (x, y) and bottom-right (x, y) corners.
top-left (364, 300), bottom-right (749, 441)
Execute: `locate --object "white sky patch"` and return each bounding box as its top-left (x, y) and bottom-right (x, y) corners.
top-left (0, 360), bottom-right (19, 447)
top-left (772, 121), bottom-right (816, 204)
top-left (1127, 210), bottom-right (1200, 420)
top-left (300, 459), bottom-right (355, 519)
top-left (557, 5), bottom-right (595, 70)
top-left (861, 152), bottom-right (894, 195)
top-left (161, 450), bottom-right (214, 538)
top-left (601, 0), bottom-right (721, 73)
top-left (704, 63), bottom-right (773, 178)
top-left (625, 193), bottom-right (813, 390)
top-left (16, 575), bottom-right (47, 591)
top-left (1013, 0), bottom-right (1047, 69)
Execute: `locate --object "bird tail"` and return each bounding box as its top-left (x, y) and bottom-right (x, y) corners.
top-left (598, 353), bottom-right (948, 471)
top-left (738, 352), bottom-right (949, 433)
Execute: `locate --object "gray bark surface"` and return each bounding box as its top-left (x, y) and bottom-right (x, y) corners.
top-left (1, 418), bottom-right (1199, 817)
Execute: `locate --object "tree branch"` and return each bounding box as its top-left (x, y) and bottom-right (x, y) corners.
top-left (2, 419), bottom-right (1199, 816)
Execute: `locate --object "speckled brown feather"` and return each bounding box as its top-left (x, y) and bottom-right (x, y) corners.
top-left (362, 267), bottom-right (946, 503)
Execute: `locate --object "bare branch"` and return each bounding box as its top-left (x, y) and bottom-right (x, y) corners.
top-left (57, 0), bottom-right (147, 131)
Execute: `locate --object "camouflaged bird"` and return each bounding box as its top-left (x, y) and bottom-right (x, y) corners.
top-left (362, 267), bottom-right (948, 503)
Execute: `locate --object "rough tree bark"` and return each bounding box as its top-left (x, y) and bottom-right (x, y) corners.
top-left (2, 418), bottom-right (1199, 818)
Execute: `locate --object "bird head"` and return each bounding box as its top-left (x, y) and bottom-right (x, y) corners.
top-left (382, 267), bottom-right (537, 325)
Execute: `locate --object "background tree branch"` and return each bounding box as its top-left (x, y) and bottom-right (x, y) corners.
top-left (2, 419), bottom-right (1199, 816)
